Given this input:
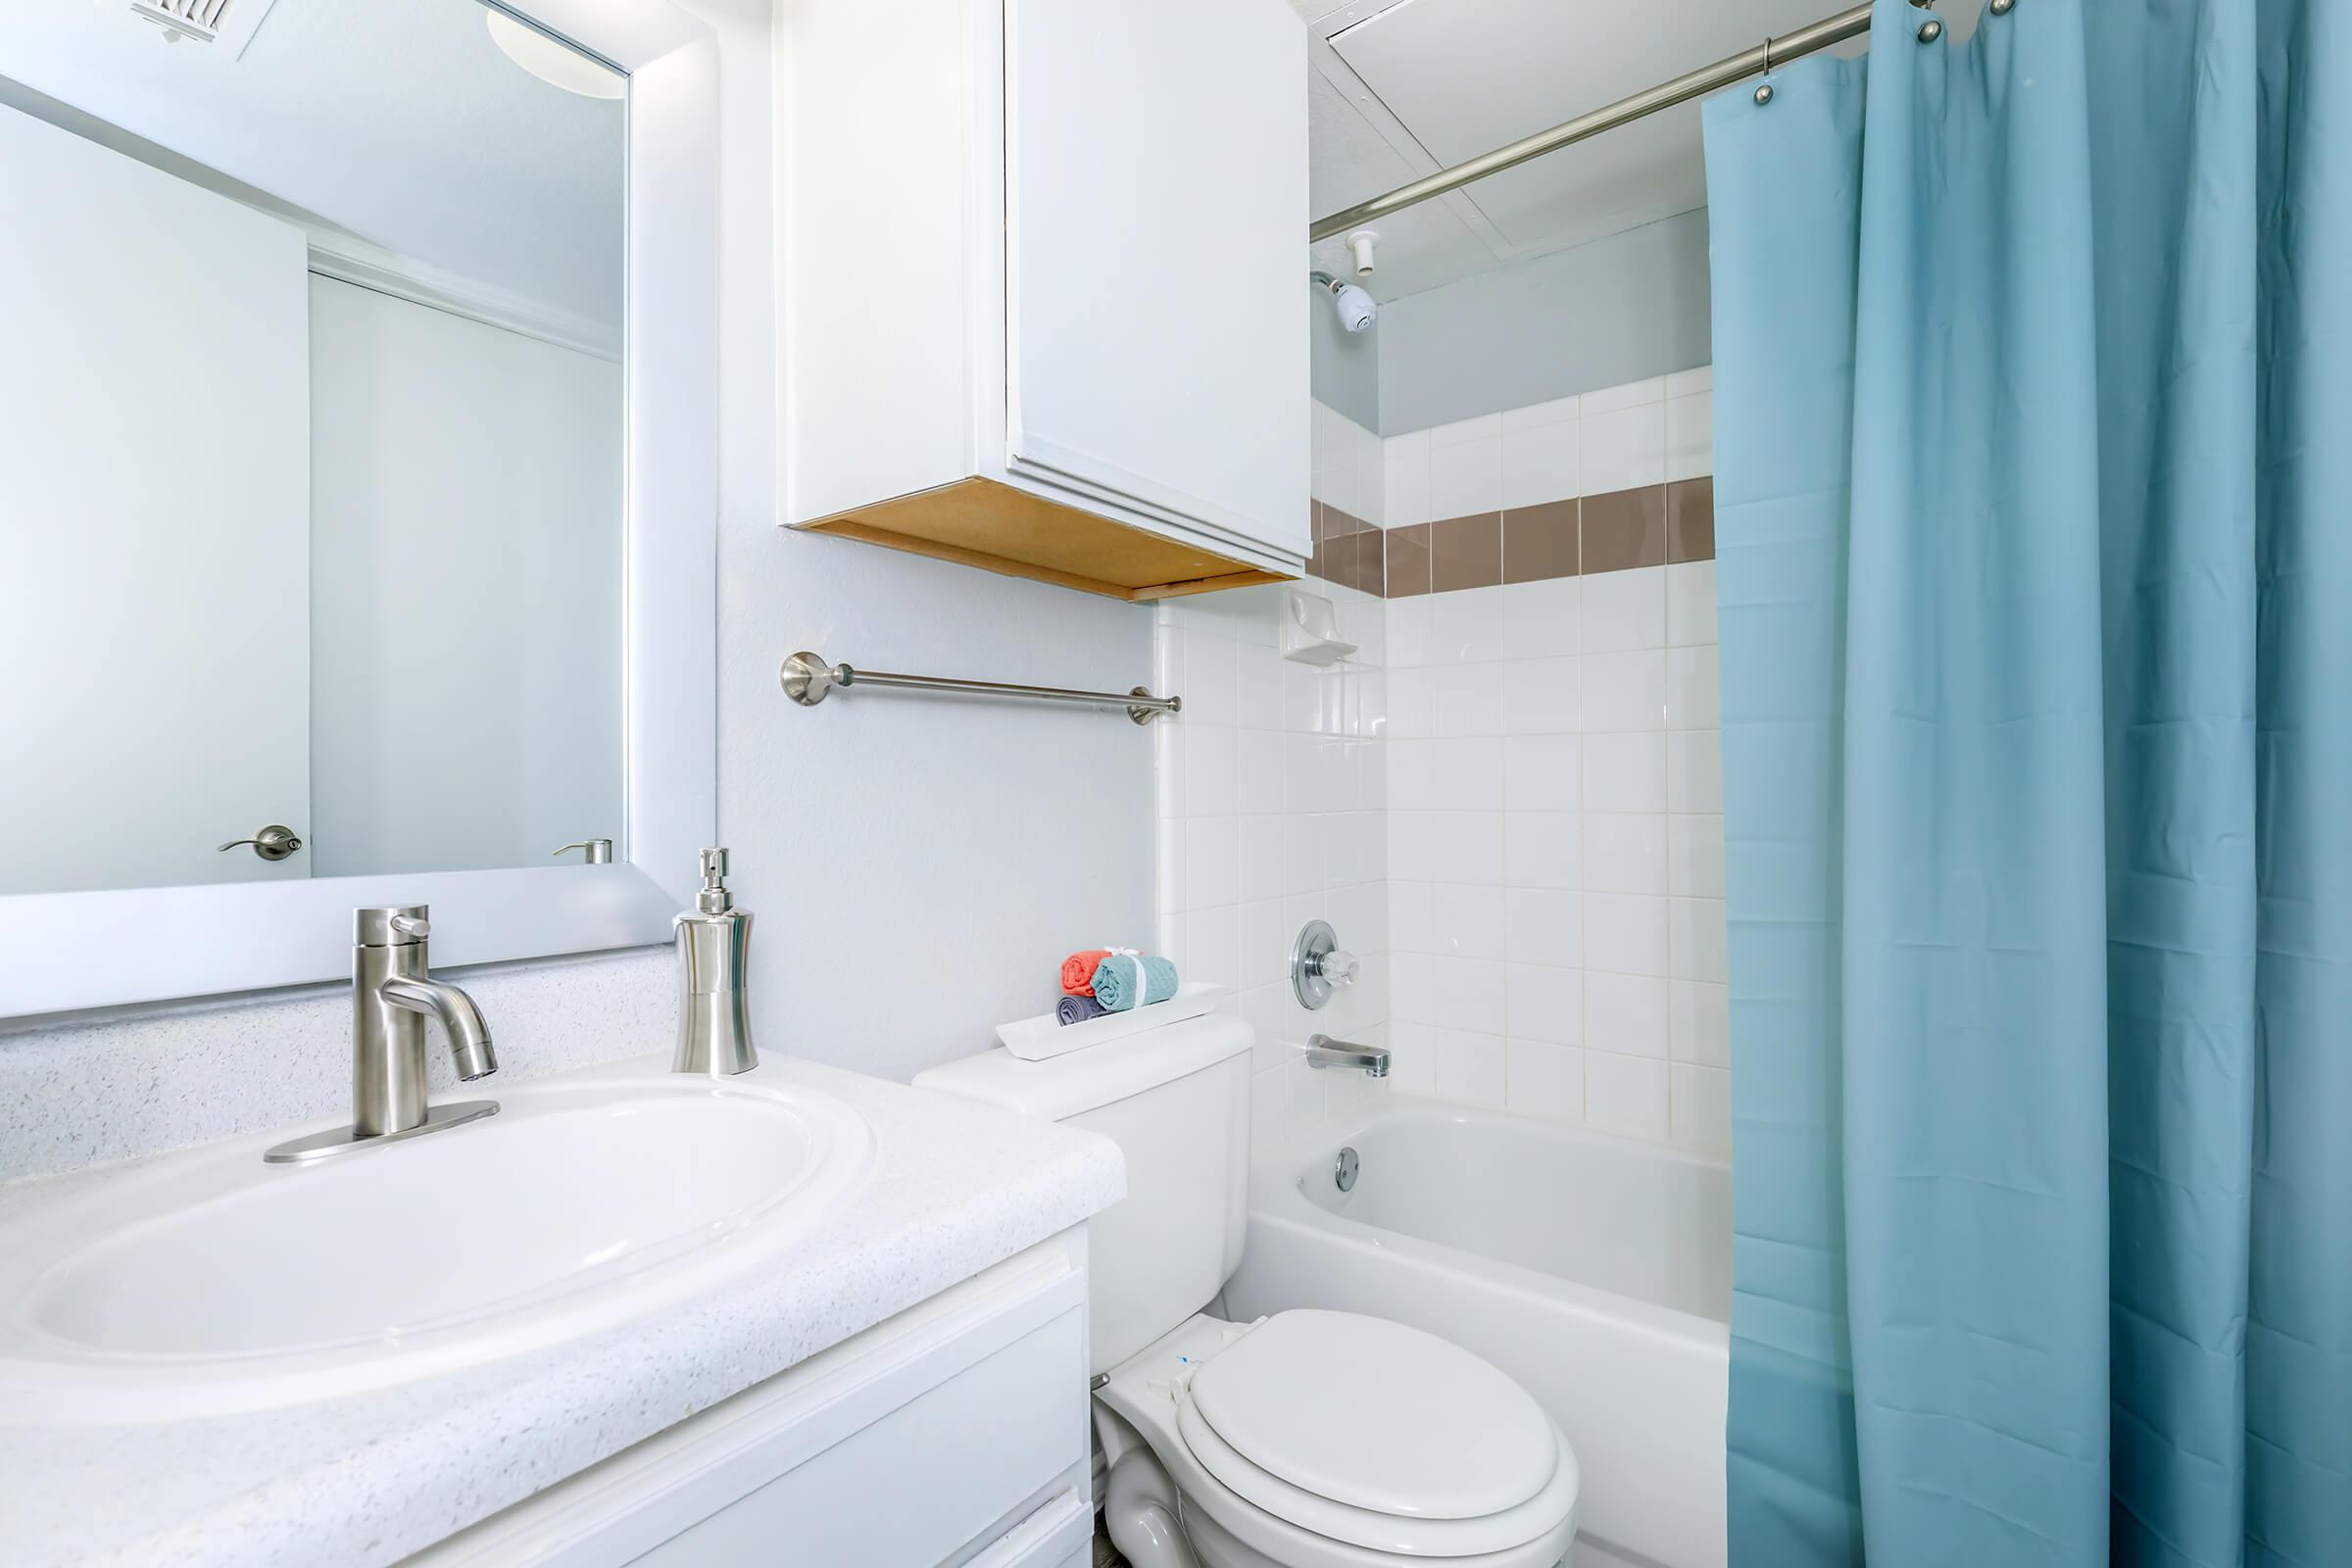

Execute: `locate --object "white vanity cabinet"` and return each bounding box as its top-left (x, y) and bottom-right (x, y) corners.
top-left (413, 1233), bottom-right (1096, 1568)
top-left (781, 0), bottom-right (1310, 602)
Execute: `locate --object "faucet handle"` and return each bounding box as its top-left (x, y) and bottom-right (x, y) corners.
top-left (355, 906), bottom-right (431, 947)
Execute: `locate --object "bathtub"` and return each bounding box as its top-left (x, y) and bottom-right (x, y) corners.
top-left (1221, 1100), bottom-right (1731, 1568)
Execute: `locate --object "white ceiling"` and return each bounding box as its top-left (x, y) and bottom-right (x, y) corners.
top-left (1297, 0), bottom-right (1986, 302)
top-left (0, 0), bottom-right (623, 337)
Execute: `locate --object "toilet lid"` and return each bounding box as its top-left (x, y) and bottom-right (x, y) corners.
top-left (1183, 1309), bottom-right (1557, 1522)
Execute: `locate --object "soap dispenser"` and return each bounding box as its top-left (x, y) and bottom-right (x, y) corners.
top-left (673, 848), bottom-right (757, 1075)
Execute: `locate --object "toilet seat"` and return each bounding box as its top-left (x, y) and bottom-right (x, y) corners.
top-left (1185, 1309), bottom-right (1558, 1522)
top-left (1099, 1312), bottom-right (1579, 1567)
top-left (1178, 1394), bottom-right (1579, 1558)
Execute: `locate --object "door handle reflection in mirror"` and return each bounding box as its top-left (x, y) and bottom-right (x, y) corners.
top-left (219, 824), bottom-right (304, 860)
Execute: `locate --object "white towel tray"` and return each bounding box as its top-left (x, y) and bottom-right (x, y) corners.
top-left (995, 981), bottom-right (1226, 1061)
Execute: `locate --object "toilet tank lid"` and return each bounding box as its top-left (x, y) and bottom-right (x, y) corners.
top-left (912, 1014), bottom-right (1253, 1121)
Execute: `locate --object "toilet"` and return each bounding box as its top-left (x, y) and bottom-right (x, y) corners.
top-left (914, 1016), bottom-right (1579, 1568)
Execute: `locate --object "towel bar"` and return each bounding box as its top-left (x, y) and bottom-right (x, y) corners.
top-left (779, 650), bottom-right (1181, 725)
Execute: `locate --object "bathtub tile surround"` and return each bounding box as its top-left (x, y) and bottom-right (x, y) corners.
top-left (1378, 371), bottom-right (1725, 1154)
top-left (1243, 380), bottom-right (1726, 1156)
top-left (1158, 401), bottom-right (1392, 1153)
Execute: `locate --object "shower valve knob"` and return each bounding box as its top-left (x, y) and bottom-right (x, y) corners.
top-left (1292, 920), bottom-right (1355, 1009)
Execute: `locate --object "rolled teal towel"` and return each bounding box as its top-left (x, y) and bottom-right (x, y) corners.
top-left (1091, 953), bottom-right (1178, 1012)
top-left (1056, 995), bottom-right (1107, 1026)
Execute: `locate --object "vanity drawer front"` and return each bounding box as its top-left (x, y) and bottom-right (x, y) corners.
top-left (630, 1303), bottom-right (1088, 1566)
top-left (959, 1485), bottom-right (1093, 1568)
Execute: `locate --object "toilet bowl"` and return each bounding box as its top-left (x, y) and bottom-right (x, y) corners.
top-left (910, 1018), bottom-right (1579, 1568)
top-left (1093, 1312), bottom-right (1578, 1568)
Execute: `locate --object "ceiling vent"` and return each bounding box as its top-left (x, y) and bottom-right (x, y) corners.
top-left (130, 0), bottom-right (282, 58)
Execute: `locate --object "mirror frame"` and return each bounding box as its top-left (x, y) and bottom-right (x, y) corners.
top-left (0, 0), bottom-right (719, 1018)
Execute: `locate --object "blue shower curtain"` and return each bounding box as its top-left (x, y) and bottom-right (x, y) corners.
top-left (1702, 2), bottom-right (2349, 1564)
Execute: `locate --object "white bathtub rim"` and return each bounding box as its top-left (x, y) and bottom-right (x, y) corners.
top-left (1278, 1095), bottom-right (1732, 1181)
top-left (1250, 1097), bottom-right (1731, 1356)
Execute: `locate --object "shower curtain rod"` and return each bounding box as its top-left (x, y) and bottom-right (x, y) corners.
top-left (1308, 1), bottom-right (1898, 243)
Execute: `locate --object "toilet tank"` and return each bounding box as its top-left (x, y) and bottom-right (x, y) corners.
top-left (912, 1016), bottom-right (1253, 1372)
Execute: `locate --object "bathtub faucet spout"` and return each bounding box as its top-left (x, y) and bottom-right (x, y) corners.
top-left (1306, 1033), bottom-right (1389, 1078)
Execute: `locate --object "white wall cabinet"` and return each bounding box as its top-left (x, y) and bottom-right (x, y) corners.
top-left (782, 0), bottom-right (1309, 602)
top-left (411, 1232), bottom-right (1095, 1567)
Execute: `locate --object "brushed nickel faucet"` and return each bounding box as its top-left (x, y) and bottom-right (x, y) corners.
top-left (265, 906), bottom-right (500, 1164)
top-left (1305, 1033), bottom-right (1390, 1078)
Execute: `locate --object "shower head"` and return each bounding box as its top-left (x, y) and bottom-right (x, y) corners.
top-left (1312, 270), bottom-right (1377, 334)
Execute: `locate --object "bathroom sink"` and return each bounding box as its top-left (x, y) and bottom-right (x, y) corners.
top-left (0, 1074), bottom-right (873, 1422)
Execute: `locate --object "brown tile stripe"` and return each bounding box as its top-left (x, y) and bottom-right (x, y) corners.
top-left (1308, 477), bottom-right (1714, 598)
top-left (1307, 503), bottom-right (1384, 597)
top-left (1667, 476), bottom-right (1714, 564)
top-left (1380, 478), bottom-right (1715, 597)
top-left (1347, 528), bottom-right (1386, 596)
top-left (1385, 523), bottom-right (1432, 598)
top-left (1430, 513), bottom-right (1501, 592)
top-left (1502, 499), bottom-right (1578, 584)
top-left (1581, 487), bottom-right (1666, 573)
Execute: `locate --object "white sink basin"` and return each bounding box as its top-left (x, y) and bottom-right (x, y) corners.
top-left (0, 1074), bottom-right (872, 1421)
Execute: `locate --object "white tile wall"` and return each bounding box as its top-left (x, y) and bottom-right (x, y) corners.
top-left (1581, 396), bottom-right (1667, 497)
top-left (1378, 372), bottom-right (1727, 1156)
top-left (1426, 413), bottom-right (1502, 519)
top-left (1312, 398), bottom-right (1385, 526)
top-left (1154, 384), bottom-right (1725, 1159)
top-left (1383, 429), bottom-right (1431, 529)
top-left (1157, 402), bottom-right (1393, 1158)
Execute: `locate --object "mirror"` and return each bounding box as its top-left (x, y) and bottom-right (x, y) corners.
top-left (0, 0), bottom-right (625, 899)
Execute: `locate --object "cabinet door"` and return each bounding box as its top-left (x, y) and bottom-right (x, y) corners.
top-left (1004, 0), bottom-right (1310, 564)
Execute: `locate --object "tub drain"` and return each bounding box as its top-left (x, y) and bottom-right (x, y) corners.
top-left (1333, 1146), bottom-right (1359, 1193)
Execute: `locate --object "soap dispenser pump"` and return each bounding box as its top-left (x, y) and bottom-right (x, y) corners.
top-left (673, 848), bottom-right (757, 1075)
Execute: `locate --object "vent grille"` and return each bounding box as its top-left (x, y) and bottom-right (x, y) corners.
top-left (129, 0), bottom-right (278, 55)
top-left (131, 0), bottom-right (234, 43)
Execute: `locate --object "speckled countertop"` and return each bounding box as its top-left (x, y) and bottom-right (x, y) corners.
top-left (0, 1052), bottom-right (1124, 1567)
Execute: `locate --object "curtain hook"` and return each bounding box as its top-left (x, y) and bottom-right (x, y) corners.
top-left (1754, 33), bottom-right (1776, 105)
top-left (1989, 0), bottom-right (2015, 13)
top-left (1918, 17), bottom-right (1945, 42)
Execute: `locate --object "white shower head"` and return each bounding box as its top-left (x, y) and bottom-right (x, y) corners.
top-left (1313, 271), bottom-right (1377, 333)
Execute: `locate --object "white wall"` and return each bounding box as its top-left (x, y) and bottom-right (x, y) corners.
top-left (0, 0), bottom-right (1157, 1160)
top-left (1308, 277), bottom-right (1380, 432)
top-left (307, 276), bottom-right (625, 877)
top-left (1375, 211), bottom-right (1712, 436)
top-left (730, 1), bottom-right (1153, 1085)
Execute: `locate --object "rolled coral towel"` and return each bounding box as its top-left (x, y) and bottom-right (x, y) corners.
top-left (1056, 995), bottom-right (1108, 1027)
top-left (1091, 954), bottom-right (1178, 1012)
top-left (1060, 949), bottom-right (1112, 996)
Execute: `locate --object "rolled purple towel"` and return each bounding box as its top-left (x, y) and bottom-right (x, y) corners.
top-left (1056, 994), bottom-right (1108, 1027)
